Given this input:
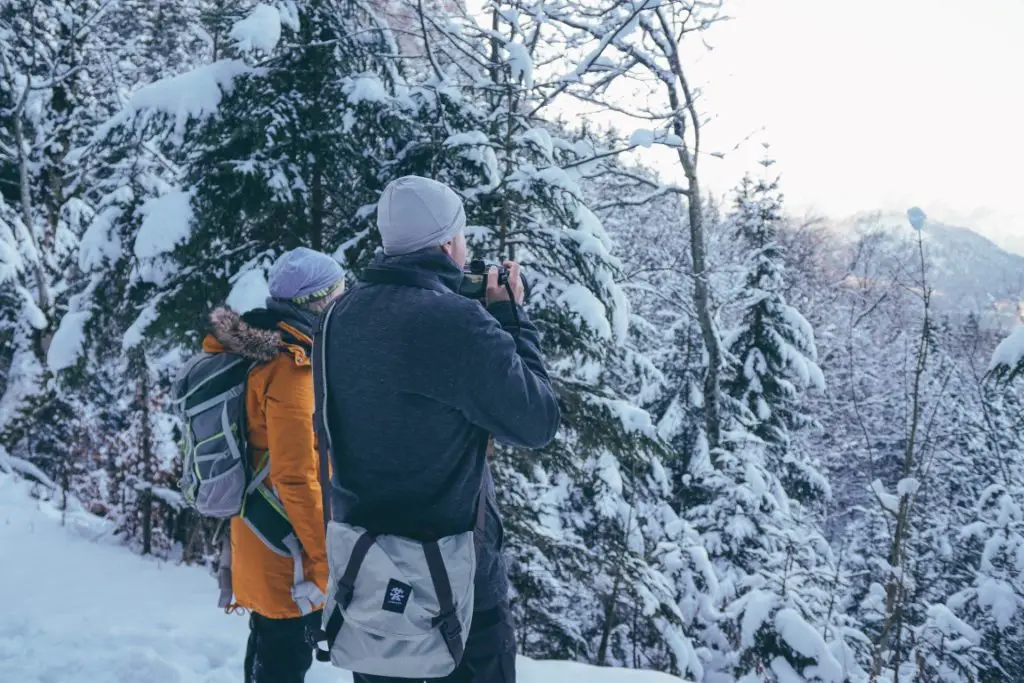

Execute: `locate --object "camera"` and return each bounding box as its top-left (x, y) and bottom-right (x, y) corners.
top-left (458, 259), bottom-right (529, 301)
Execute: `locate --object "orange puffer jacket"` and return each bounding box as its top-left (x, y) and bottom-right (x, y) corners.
top-left (203, 306), bottom-right (328, 619)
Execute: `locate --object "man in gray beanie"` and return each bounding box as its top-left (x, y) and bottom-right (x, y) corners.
top-left (315, 176), bottom-right (560, 683)
top-left (376, 174), bottom-right (468, 260)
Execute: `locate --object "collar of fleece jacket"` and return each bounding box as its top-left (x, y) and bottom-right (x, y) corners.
top-left (373, 248), bottom-right (465, 292)
top-left (207, 306), bottom-right (313, 365)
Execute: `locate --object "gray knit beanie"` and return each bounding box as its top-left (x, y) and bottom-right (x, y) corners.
top-left (377, 176), bottom-right (466, 256)
top-left (266, 247), bottom-right (344, 305)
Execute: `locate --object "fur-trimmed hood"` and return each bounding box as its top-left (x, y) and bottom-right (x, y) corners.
top-left (208, 307), bottom-right (282, 362)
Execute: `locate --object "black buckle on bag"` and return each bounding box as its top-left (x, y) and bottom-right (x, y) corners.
top-left (435, 611), bottom-right (462, 641)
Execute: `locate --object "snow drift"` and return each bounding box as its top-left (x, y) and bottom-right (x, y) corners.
top-left (0, 472), bottom-right (689, 682)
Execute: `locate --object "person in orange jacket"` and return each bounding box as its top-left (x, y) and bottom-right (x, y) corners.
top-left (202, 247), bottom-right (345, 683)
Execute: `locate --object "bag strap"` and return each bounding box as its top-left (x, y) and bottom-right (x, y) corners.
top-left (473, 443), bottom-right (495, 554)
top-left (216, 526), bottom-right (233, 609)
top-left (313, 297), bottom-right (341, 531)
top-left (314, 530), bottom-right (377, 663)
top-left (474, 490), bottom-right (487, 554)
top-left (425, 540), bottom-right (466, 667)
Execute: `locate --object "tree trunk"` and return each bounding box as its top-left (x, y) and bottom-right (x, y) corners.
top-left (681, 169), bottom-right (722, 450)
top-left (311, 152), bottom-right (324, 252)
top-left (60, 463), bottom-right (69, 527)
top-left (662, 24), bottom-right (723, 451)
top-left (139, 356), bottom-right (154, 556)
top-left (596, 572), bottom-right (623, 665)
top-left (871, 231), bottom-right (931, 681)
top-left (11, 100), bottom-right (52, 362)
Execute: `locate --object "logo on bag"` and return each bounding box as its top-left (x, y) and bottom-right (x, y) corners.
top-left (382, 578), bottom-right (413, 613)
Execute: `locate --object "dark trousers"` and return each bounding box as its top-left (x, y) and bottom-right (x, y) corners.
top-left (352, 605), bottom-right (516, 683)
top-left (244, 610), bottom-right (321, 683)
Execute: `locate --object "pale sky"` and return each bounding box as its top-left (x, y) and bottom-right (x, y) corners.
top-left (685, 0), bottom-right (1024, 253)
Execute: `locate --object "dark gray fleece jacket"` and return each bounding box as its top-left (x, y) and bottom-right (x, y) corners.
top-left (320, 249), bottom-right (560, 610)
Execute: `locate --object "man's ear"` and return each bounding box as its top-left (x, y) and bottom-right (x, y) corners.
top-left (439, 240), bottom-right (453, 256)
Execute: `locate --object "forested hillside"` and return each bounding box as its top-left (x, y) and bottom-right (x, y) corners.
top-left (3, 2), bottom-right (1024, 682)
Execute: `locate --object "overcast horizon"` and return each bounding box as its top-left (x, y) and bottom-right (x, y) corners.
top-left (686, 0), bottom-right (1023, 254)
top-left (570, 0), bottom-right (1023, 254)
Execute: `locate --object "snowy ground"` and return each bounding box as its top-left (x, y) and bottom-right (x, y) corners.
top-left (0, 473), bottom-right (685, 683)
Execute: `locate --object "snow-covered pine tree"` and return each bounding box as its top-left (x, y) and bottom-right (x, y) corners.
top-left (955, 386), bottom-right (1024, 682)
top-left (722, 163), bottom-right (827, 504)
top-left (816, 212), bottom-right (1024, 682)
top-left (87, 0), bottom-right (402, 345)
top-left (657, 163), bottom-right (857, 681)
top-left (0, 0), bottom-right (126, 495)
top-left (1, 143), bottom-right (20, 426)
top-left (578, 143), bottom-right (709, 483)
top-left (860, 312), bottom-right (1024, 682)
top-left (941, 314), bottom-right (1024, 681)
top-left (538, 0), bottom-right (729, 450)
top-left (515, 7), bottom-right (863, 669)
top-left (582, 152), bottom-right (751, 675)
top-left (106, 347), bottom-right (183, 557)
top-left (589, 151), bottom-right (865, 680)
top-left (989, 325), bottom-right (1024, 386)
top-left (11, 0), bottom-right (218, 547)
top-left (62, 0), bottom-right (407, 553)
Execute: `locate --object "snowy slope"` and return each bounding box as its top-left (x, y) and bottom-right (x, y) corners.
top-left (0, 473), bottom-right (686, 683)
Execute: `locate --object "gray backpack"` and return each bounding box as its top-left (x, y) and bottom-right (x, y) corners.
top-left (174, 352), bottom-right (257, 518)
top-left (173, 349), bottom-right (325, 615)
top-left (311, 273), bottom-right (487, 678)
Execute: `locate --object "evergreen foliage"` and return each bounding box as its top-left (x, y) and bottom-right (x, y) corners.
top-left (1, 1), bottom-right (1023, 680)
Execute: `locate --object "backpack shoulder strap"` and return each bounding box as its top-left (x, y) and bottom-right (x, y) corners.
top-left (474, 446), bottom-right (494, 553)
top-left (313, 296), bottom-right (342, 531)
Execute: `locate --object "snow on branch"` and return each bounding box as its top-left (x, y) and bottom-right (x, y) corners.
top-left (589, 395), bottom-right (657, 438)
top-left (93, 60), bottom-right (255, 146)
top-left (628, 128), bottom-right (684, 149)
top-left (774, 608), bottom-right (845, 681)
top-left (123, 295), bottom-right (166, 350)
top-left (506, 42), bottom-right (534, 89)
top-left (0, 448), bottom-right (58, 491)
top-left (0, 219), bottom-right (23, 286)
top-left (870, 479), bottom-right (901, 516)
top-left (47, 311), bottom-right (91, 372)
top-left (226, 269), bottom-right (271, 314)
top-left (559, 283), bottom-right (612, 339)
top-left (230, 4), bottom-right (284, 54)
top-left (988, 325), bottom-right (1024, 384)
top-left (134, 191), bottom-right (194, 260)
top-left (128, 479), bottom-right (186, 510)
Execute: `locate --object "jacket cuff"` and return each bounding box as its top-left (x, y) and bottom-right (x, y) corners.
top-left (485, 301), bottom-right (523, 329)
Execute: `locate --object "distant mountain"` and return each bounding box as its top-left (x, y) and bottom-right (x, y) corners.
top-left (835, 212), bottom-right (1024, 320)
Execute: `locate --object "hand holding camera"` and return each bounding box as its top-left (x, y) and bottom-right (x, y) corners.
top-left (486, 261), bottom-right (524, 306)
top-left (459, 258), bottom-right (530, 305)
